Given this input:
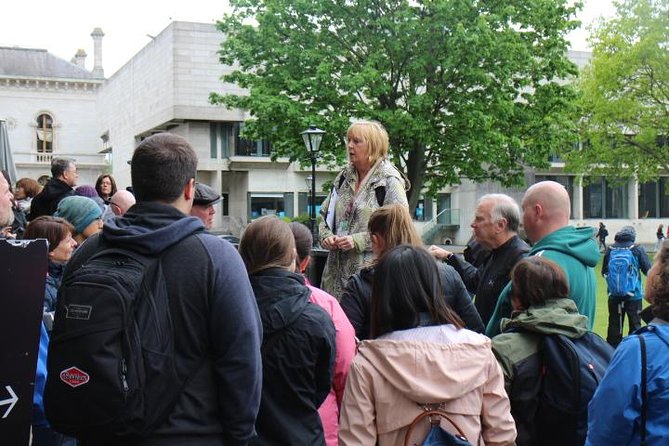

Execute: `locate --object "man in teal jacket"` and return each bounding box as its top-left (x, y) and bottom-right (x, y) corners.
top-left (486, 181), bottom-right (599, 336)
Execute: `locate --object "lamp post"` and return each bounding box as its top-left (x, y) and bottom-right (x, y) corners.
top-left (301, 125), bottom-right (325, 246)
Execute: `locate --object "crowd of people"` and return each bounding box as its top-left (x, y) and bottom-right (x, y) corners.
top-left (1, 120), bottom-right (667, 445)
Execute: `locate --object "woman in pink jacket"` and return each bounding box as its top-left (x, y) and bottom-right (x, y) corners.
top-left (339, 245), bottom-right (516, 446)
top-left (290, 222), bottom-right (357, 446)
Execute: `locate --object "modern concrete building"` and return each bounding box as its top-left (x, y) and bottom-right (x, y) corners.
top-left (1, 22), bottom-right (666, 243)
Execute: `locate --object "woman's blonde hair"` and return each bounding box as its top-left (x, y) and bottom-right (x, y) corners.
top-left (368, 204), bottom-right (422, 258)
top-left (239, 215), bottom-right (296, 274)
top-left (346, 120), bottom-right (389, 166)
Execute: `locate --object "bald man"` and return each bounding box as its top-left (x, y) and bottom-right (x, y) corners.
top-left (486, 181), bottom-right (599, 336)
top-left (101, 190), bottom-right (136, 223)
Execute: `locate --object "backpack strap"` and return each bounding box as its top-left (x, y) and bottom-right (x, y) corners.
top-left (639, 333), bottom-right (648, 446)
top-left (338, 172), bottom-right (386, 207)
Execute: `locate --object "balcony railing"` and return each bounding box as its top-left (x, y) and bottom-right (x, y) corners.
top-left (13, 151), bottom-right (108, 166)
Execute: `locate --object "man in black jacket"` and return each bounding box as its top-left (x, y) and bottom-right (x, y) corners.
top-left (29, 158), bottom-right (77, 220)
top-left (51, 134), bottom-right (263, 445)
top-left (430, 194), bottom-right (529, 326)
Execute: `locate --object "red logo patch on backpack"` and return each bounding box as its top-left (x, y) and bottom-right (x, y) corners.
top-left (60, 367), bottom-right (90, 388)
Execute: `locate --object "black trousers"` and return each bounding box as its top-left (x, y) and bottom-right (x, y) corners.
top-left (607, 298), bottom-right (642, 347)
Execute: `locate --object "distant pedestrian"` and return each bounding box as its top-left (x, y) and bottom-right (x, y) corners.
top-left (656, 224), bottom-right (665, 251)
top-left (596, 222), bottom-right (608, 251)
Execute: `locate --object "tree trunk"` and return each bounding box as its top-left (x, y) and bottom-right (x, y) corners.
top-left (405, 144), bottom-right (426, 213)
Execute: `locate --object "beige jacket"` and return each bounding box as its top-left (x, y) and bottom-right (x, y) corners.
top-left (339, 325), bottom-right (516, 446)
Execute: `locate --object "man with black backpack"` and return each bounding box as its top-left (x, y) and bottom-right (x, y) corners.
top-left (602, 226), bottom-right (651, 347)
top-left (45, 133), bottom-right (263, 445)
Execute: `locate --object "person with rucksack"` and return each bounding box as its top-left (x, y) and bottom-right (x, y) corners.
top-left (602, 226), bottom-right (651, 347)
top-left (586, 239), bottom-right (669, 445)
top-left (492, 256), bottom-right (613, 446)
top-left (339, 245), bottom-right (516, 446)
top-left (44, 133), bottom-right (263, 445)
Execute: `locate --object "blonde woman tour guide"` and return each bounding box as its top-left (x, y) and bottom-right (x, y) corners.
top-left (319, 120), bottom-right (409, 299)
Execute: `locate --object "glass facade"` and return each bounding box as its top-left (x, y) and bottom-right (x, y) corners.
top-left (583, 177), bottom-right (629, 219)
top-left (639, 178), bottom-right (669, 218)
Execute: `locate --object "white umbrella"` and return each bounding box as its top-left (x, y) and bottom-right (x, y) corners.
top-left (0, 120), bottom-right (17, 185)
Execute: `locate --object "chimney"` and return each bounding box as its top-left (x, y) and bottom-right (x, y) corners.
top-left (71, 49), bottom-right (87, 69)
top-left (91, 27), bottom-right (105, 78)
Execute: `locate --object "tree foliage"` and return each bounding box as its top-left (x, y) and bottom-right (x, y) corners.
top-left (564, 0), bottom-right (669, 183)
top-left (212, 0), bottom-right (581, 209)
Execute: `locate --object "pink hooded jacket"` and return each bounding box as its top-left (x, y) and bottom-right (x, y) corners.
top-left (339, 325), bottom-right (516, 446)
top-left (308, 284), bottom-right (357, 446)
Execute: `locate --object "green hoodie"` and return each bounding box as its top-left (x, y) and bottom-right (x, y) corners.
top-left (485, 225), bottom-right (599, 337)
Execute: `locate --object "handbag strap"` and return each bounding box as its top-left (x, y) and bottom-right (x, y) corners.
top-left (639, 334), bottom-right (648, 446)
top-left (403, 404), bottom-right (468, 446)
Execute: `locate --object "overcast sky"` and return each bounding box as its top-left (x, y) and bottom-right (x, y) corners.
top-left (0, 0), bottom-right (615, 78)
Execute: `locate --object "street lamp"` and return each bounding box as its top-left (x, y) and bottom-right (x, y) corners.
top-left (301, 125), bottom-right (325, 246)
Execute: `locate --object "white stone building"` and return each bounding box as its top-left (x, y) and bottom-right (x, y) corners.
top-left (0, 31), bottom-right (107, 186)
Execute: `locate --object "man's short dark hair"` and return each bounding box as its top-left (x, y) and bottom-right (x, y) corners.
top-left (131, 133), bottom-right (197, 203)
top-left (51, 158), bottom-right (74, 178)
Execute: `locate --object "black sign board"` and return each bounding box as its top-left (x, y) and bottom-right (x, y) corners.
top-left (0, 239), bottom-right (48, 445)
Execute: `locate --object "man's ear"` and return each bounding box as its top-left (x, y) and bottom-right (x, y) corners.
top-left (184, 178), bottom-right (195, 201)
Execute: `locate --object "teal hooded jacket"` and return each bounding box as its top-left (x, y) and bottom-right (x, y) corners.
top-left (486, 226), bottom-right (599, 337)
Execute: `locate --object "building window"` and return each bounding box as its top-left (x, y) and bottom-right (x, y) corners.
top-left (36, 113), bottom-right (54, 153)
top-left (534, 175), bottom-right (575, 217)
top-left (639, 178), bottom-right (669, 218)
top-left (583, 177), bottom-right (629, 219)
top-left (297, 192), bottom-right (327, 218)
top-left (249, 193), bottom-right (286, 219)
top-left (210, 122), bottom-right (272, 158)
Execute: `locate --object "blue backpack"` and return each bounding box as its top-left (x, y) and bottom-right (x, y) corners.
top-left (606, 246), bottom-right (639, 298)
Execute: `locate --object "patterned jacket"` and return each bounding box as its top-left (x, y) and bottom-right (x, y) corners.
top-left (318, 159), bottom-right (408, 299)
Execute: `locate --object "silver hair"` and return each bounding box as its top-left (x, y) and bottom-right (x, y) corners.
top-left (478, 194), bottom-right (521, 232)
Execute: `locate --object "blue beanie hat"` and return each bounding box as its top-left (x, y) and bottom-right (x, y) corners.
top-left (55, 196), bottom-right (102, 234)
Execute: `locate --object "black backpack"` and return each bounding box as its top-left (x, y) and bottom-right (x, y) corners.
top-left (45, 244), bottom-right (192, 438)
top-left (535, 332), bottom-right (614, 446)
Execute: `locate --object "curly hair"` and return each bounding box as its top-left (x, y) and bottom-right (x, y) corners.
top-left (649, 239), bottom-right (669, 322)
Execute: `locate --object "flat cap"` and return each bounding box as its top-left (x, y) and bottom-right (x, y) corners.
top-left (194, 183), bottom-right (222, 206)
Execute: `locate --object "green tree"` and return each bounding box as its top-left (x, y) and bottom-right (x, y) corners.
top-left (212, 0), bottom-right (581, 210)
top-left (564, 0), bottom-right (669, 182)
